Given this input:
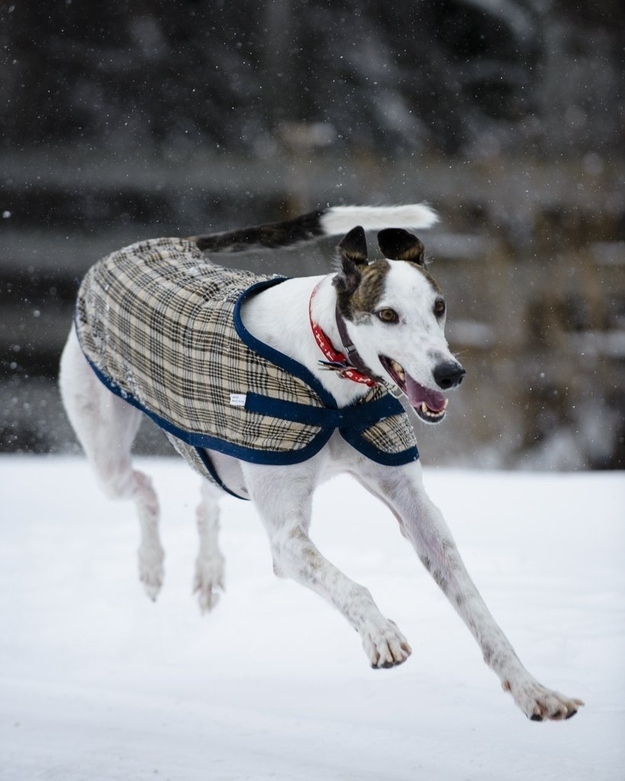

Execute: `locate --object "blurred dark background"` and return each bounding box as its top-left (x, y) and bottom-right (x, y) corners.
top-left (1, 0), bottom-right (624, 468)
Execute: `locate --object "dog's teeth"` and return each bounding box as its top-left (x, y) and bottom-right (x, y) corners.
top-left (391, 360), bottom-right (406, 382)
top-left (419, 401), bottom-right (447, 419)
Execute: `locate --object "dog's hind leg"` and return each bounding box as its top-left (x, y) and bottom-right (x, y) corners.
top-left (59, 327), bottom-right (165, 600)
top-left (193, 479), bottom-right (226, 613)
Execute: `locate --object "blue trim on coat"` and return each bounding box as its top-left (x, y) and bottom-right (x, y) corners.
top-left (233, 279), bottom-right (338, 407)
top-left (339, 427), bottom-right (419, 466)
top-left (244, 390), bottom-right (399, 429)
top-left (83, 355), bottom-right (336, 466)
top-left (194, 448), bottom-right (249, 501)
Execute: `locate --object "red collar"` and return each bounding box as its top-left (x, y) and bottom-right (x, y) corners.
top-left (308, 282), bottom-right (378, 387)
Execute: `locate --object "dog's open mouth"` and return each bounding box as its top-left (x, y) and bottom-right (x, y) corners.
top-left (379, 357), bottom-right (448, 423)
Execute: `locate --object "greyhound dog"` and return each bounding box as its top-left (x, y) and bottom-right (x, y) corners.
top-left (59, 204), bottom-right (583, 721)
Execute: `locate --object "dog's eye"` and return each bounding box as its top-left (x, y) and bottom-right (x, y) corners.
top-left (434, 298), bottom-right (446, 317)
top-left (377, 308), bottom-right (399, 324)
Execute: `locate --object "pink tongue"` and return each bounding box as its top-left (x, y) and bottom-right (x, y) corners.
top-left (405, 373), bottom-right (446, 412)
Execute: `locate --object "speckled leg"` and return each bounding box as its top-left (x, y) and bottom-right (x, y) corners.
top-left (241, 459), bottom-right (412, 669)
top-left (356, 458), bottom-right (584, 720)
top-left (193, 479), bottom-right (226, 612)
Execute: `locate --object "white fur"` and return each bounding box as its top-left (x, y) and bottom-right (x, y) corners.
top-left (321, 204), bottom-right (438, 236)
top-left (59, 209), bottom-right (583, 722)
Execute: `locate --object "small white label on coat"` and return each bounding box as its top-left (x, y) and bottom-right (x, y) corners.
top-left (229, 393), bottom-right (247, 407)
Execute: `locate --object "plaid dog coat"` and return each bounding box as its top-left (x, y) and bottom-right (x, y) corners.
top-left (75, 238), bottom-right (419, 499)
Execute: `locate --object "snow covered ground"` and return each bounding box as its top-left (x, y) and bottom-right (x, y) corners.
top-left (0, 456), bottom-right (623, 780)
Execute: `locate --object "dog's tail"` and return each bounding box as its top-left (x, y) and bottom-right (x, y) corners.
top-left (188, 204), bottom-right (438, 253)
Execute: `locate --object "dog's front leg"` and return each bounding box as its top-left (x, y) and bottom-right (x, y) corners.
top-left (358, 460), bottom-right (584, 721)
top-left (242, 461), bottom-right (411, 668)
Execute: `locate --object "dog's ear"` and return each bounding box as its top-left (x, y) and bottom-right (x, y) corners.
top-left (378, 228), bottom-right (425, 266)
top-left (338, 226), bottom-right (368, 266)
top-left (334, 226), bottom-right (368, 294)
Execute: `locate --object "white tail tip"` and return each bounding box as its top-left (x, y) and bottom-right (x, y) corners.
top-left (321, 204), bottom-right (438, 236)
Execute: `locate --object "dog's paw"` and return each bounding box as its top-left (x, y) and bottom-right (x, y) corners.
top-left (193, 553), bottom-right (225, 613)
top-left (503, 677), bottom-right (585, 721)
top-left (138, 545), bottom-right (165, 601)
top-left (363, 619), bottom-right (412, 669)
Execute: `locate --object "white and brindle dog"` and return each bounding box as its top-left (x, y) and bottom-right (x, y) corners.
top-left (59, 204), bottom-right (583, 721)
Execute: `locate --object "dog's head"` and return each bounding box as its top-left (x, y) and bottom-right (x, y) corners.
top-left (332, 226), bottom-right (465, 424)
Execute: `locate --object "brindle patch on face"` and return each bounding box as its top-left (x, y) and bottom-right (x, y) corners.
top-left (336, 259), bottom-right (390, 322)
top-left (337, 258), bottom-right (444, 322)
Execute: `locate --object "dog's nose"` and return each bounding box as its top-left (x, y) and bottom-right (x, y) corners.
top-left (433, 361), bottom-right (466, 390)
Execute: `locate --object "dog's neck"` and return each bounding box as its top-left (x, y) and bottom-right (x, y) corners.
top-left (240, 275), bottom-right (372, 407)
top-left (309, 281), bottom-right (379, 388)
